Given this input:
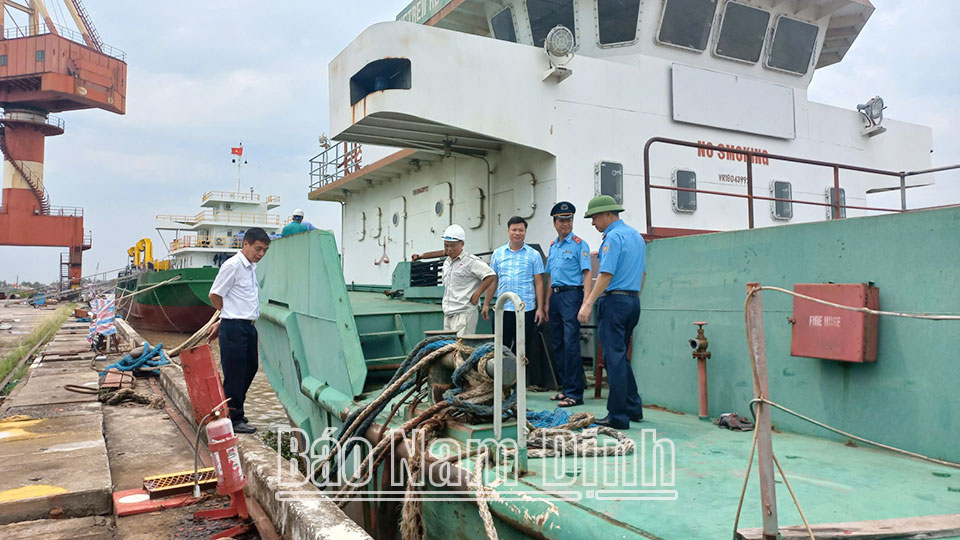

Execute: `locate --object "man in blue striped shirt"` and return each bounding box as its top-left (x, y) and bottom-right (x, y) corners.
top-left (483, 216), bottom-right (552, 388)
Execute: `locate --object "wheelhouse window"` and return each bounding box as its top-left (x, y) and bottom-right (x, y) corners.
top-left (826, 187), bottom-right (846, 219)
top-left (657, 0), bottom-right (717, 52)
top-left (672, 169), bottom-right (697, 213)
top-left (770, 180), bottom-right (792, 220)
top-left (527, 0), bottom-right (577, 48)
top-left (596, 161), bottom-right (623, 204)
top-left (597, 0), bottom-right (641, 46)
top-left (715, 1), bottom-right (770, 63)
top-left (767, 15), bottom-right (819, 74)
top-left (491, 7), bottom-right (518, 42)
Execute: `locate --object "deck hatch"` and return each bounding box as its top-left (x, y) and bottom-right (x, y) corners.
top-left (349, 58), bottom-right (412, 106)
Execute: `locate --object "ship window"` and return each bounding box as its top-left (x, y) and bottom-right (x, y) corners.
top-left (596, 161), bottom-right (623, 204)
top-left (672, 169), bottom-right (697, 213)
top-left (0, 55), bottom-right (6, 66)
top-left (657, 0), bottom-right (717, 52)
top-left (826, 187), bottom-right (846, 219)
top-left (770, 180), bottom-right (792, 220)
top-left (715, 2), bottom-right (769, 63)
top-left (349, 58), bottom-right (412, 106)
top-left (527, 0), bottom-right (576, 48)
top-left (491, 7), bottom-right (518, 42)
top-left (434, 201), bottom-right (443, 216)
top-left (35, 50), bottom-right (45, 62)
top-left (767, 16), bottom-right (818, 75)
top-left (597, 0), bottom-right (641, 45)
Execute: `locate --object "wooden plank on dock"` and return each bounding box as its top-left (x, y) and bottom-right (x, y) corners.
top-left (737, 513), bottom-right (960, 540)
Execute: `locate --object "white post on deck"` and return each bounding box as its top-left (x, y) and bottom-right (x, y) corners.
top-left (746, 283), bottom-right (779, 540)
top-left (493, 292), bottom-right (527, 473)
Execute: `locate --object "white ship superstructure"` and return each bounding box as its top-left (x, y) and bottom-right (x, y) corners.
top-left (156, 190), bottom-right (282, 269)
top-left (309, 0), bottom-right (937, 285)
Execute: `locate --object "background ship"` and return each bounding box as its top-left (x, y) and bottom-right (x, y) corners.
top-left (118, 189), bottom-right (282, 332)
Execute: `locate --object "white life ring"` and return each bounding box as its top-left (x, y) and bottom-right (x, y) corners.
top-left (215, 237), bottom-right (224, 246)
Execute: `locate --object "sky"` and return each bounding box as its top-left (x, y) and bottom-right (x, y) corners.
top-left (1, 0), bottom-right (958, 283)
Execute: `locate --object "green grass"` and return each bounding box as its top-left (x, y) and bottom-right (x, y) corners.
top-left (0, 304), bottom-right (74, 395)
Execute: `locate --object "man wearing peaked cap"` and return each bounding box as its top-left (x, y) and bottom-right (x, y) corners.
top-left (578, 195), bottom-right (646, 430)
top-left (545, 201), bottom-right (592, 407)
top-left (440, 224), bottom-right (496, 336)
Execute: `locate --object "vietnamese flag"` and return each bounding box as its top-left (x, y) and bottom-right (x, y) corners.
top-left (231, 146), bottom-right (243, 156)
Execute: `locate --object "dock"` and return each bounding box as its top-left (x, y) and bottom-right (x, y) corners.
top-left (0, 302), bottom-right (368, 539)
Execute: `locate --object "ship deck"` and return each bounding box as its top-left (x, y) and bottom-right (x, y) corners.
top-left (433, 390), bottom-right (960, 539)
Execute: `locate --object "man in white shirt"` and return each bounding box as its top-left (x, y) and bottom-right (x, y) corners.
top-left (440, 224), bottom-right (495, 336)
top-left (207, 227), bottom-right (271, 434)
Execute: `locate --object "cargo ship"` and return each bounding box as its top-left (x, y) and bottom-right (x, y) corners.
top-left (117, 189), bottom-right (282, 332)
top-left (261, 1), bottom-right (960, 539)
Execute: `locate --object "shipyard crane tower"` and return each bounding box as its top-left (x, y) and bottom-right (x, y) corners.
top-left (0, 0), bottom-right (125, 288)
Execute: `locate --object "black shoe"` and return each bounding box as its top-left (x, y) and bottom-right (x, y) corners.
top-left (630, 412), bottom-right (644, 422)
top-left (595, 416), bottom-right (630, 430)
top-left (232, 421), bottom-right (257, 434)
top-left (242, 416), bottom-right (248, 423)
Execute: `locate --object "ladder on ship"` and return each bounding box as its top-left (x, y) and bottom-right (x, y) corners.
top-left (355, 313), bottom-right (413, 379)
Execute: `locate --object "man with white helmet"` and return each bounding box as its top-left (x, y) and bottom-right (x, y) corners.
top-left (281, 208), bottom-right (313, 237)
top-left (440, 224), bottom-right (496, 336)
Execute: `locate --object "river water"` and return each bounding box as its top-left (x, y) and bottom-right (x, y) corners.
top-left (136, 329), bottom-right (291, 432)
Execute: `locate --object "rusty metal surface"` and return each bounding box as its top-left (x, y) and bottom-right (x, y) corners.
top-left (142, 468), bottom-right (216, 499)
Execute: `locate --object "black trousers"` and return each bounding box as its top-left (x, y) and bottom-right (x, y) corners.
top-left (495, 309), bottom-right (555, 389)
top-left (219, 318), bottom-right (259, 423)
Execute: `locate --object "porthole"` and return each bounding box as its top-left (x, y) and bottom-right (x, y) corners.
top-left (392, 213), bottom-right (399, 226)
top-left (434, 201), bottom-right (443, 216)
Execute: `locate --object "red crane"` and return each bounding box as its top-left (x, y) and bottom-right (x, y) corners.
top-left (0, 0), bottom-right (126, 288)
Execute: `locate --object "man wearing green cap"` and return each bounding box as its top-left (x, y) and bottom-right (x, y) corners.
top-left (578, 195), bottom-right (645, 430)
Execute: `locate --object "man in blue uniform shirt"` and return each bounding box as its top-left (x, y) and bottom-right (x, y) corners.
top-left (545, 201), bottom-right (592, 407)
top-left (578, 195), bottom-right (645, 429)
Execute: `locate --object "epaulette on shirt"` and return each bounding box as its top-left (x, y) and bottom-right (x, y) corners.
top-left (572, 235), bottom-right (582, 244)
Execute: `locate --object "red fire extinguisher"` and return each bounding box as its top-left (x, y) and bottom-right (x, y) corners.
top-left (207, 418), bottom-right (247, 494)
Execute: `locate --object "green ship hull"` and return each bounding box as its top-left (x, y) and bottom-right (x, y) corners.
top-left (117, 267), bottom-right (218, 333)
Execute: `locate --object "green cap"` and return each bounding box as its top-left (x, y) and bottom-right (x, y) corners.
top-left (583, 195), bottom-right (625, 217)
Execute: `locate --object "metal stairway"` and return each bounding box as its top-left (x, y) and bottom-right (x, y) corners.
top-left (0, 124), bottom-right (50, 215)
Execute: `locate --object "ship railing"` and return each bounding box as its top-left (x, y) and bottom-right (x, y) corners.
top-left (2, 22), bottom-right (126, 61)
top-left (642, 137), bottom-right (960, 237)
top-left (309, 141), bottom-right (363, 191)
top-left (202, 190), bottom-right (261, 203)
top-left (493, 291), bottom-right (528, 474)
top-left (47, 206), bottom-right (84, 217)
top-left (266, 195), bottom-right (281, 204)
top-left (170, 235), bottom-right (244, 251)
top-left (82, 231), bottom-right (92, 250)
top-left (157, 210), bottom-right (281, 226)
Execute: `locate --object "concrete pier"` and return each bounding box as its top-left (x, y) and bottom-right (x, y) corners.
top-left (0, 308), bottom-right (370, 538)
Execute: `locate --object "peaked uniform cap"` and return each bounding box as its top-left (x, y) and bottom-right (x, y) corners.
top-left (550, 201), bottom-right (576, 217)
top-left (583, 195), bottom-right (625, 217)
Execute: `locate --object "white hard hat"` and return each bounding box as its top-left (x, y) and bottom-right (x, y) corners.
top-left (292, 208), bottom-right (304, 217)
top-left (442, 224), bottom-right (465, 242)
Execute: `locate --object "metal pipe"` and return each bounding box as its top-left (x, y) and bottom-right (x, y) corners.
top-left (493, 292), bottom-right (527, 473)
top-left (833, 166), bottom-right (841, 219)
top-left (746, 156), bottom-right (755, 229)
top-left (899, 172), bottom-right (907, 212)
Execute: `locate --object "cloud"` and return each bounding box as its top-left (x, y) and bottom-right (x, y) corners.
top-left (3, 0), bottom-right (959, 282)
